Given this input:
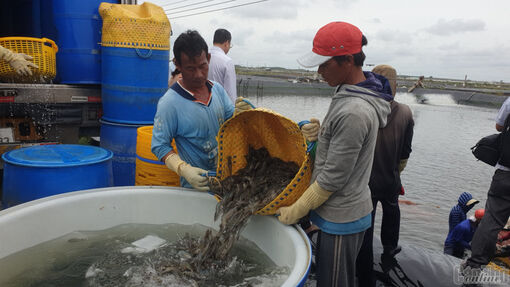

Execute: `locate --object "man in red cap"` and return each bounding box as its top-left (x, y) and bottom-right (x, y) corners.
top-left (277, 21), bottom-right (391, 286)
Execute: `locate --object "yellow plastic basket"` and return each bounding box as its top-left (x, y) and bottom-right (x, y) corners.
top-left (0, 37), bottom-right (58, 83)
top-left (136, 126), bottom-right (161, 162)
top-left (489, 257), bottom-right (510, 275)
top-left (135, 126), bottom-right (180, 187)
top-left (135, 158), bottom-right (180, 186)
top-left (99, 2), bottom-right (171, 50)
top-left (216, 108), bottom-right (313, 215)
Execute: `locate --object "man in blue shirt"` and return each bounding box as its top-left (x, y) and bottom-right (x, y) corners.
top-left (151, 30), bottom-right (236, 190)
top-left (445, 209), bottom-right (484, 258)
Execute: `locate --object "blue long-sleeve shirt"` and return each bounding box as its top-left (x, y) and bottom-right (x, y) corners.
top-left (151, 80), bottom-right (234, 188)
top-left (445, 219), bottom-right (475, 250)
top-left (449, 205), bottom-right (467, 233)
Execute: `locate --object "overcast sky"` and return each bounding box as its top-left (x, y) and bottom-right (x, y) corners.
top-left (141, 0), bottom-right (510, 82)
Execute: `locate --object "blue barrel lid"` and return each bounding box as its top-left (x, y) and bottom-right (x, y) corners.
top-left (2, 144), bottom-right (113, 167)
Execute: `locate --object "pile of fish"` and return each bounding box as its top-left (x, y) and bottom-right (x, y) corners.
top-left (198, 147), bottom-right (299, 266)
top-left (165, 147), bottom-right (299, 281)
top-left (86, 233), bottom-right (276, 287)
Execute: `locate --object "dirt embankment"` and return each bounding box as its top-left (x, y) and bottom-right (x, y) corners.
top-left (236, 74), bottom-right (509, 108)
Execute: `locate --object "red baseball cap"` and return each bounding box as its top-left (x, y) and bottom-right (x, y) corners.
top-left (475, 209), bottom-right (485, 220)
top-left (297, 21), bottom-right (363, 68)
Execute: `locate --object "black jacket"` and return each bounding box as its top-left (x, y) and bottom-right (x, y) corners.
top-left (369, 101), bottom-right (414, 198)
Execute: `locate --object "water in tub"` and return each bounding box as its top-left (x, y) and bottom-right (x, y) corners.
top-left (0, 223), bottom-right (289, 286)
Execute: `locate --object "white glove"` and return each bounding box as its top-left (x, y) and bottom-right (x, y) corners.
top-left (179, 163), bottom-right (209, 191)
top-left (301, 118), bottom-right (320, 142)
top-left (165, 153), bottom-right (209, 191)
top-left (234, 97), bottom-right (254, 115)
top-left (0, 46), bottom-right (38, 76)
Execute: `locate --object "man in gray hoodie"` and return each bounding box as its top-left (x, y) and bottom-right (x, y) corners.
top-left (277, 21), bottom-right (391, 286)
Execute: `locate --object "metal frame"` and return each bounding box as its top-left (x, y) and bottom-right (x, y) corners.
top-left (0, 83), bottom-right (101, 104)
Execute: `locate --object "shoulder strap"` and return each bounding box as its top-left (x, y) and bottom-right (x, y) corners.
top-left (504, 113), bottom-right (510, 133)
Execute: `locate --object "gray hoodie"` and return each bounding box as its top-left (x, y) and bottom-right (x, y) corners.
top-left (312, 84), bottom-right (391, 223)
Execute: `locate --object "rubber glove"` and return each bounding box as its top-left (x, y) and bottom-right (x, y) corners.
top-left (301, 118), bottom-right (320, 142)
top-left (165, 153), bottom-right (209, 191)
top-left (234, 97), bottom-right (254, 115)
top-left (398, 159), bottom-right (408, 174)
top-left (0, 46), bottom-right (38, 76)
top-left (277, 181), bottom-right (333, 225)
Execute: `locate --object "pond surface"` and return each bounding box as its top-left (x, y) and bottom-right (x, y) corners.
top-left (251, 91), bottom-right (499, 252)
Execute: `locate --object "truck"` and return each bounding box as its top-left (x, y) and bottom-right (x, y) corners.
top-left (0, 0), bottom-right (138, 196)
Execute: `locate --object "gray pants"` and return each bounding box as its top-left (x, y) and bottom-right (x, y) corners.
top-left (316, 230), bottom-right (366, 287)
top-left (468, 169), bottom-right (510, 266)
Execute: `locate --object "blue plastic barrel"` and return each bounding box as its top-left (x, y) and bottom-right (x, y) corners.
top-left (101, 47), bottom-right (169, 124)
top-left (1, 144), bottom-right (113, 209)
top-left (51, 0), bottom-right (116, 84)
top-left (100, 119), bottom-right (146, 186)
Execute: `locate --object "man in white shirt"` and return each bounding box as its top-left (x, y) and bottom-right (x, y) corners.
top-left (208, 29), bottom-right (237, 103)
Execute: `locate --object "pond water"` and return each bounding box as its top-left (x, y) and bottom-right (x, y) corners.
top-left (250, 91), bottom-right (499, 252)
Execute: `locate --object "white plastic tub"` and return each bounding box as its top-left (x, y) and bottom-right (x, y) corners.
top-left (0, 186), bottom-right (311, 286)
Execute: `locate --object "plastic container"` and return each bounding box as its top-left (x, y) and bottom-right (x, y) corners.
top-left (0, 37), bottom-right (58, 83)
top-left (51, 0), bottom-right (116, 84)
top-left (135, 126), bottom-right (179, 186)
top-left (0, 187), bottom-right (312, 286)
top-left (1, 144), bottom-right (113, 209)
top-left (100, 119), bottom-right (144, 186)
top-left (101, 47), bottom-right (169, 124)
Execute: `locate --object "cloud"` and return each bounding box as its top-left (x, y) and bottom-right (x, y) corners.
top-left (226, 0), bottom-right (305, 19)
top-left (371, 44), bottom-right (510, 81)
top-left (264, 29), bottom-right (314, 44)
top-left (425, 19), bottom-right (485, 36)
top-left (373, 29), bottom-right (413, 44)
top-left (229, 27), bottom-right (254, 46)
top-left (151, 0), bottom-right (510, 81)
top-left (439, 45), bottom-right (510, 68)
top-left (436, 42), bottom-right (461, 51)
top-left (226, 0), bottom-right (355, 20)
